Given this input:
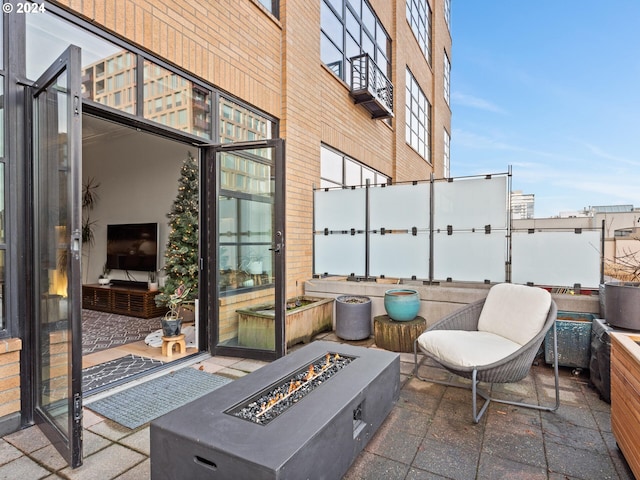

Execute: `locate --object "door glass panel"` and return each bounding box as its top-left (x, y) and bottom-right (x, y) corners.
top-left (35, 70), bottom-right (72, 432)
top-left (33, 46), bottom-right (83, 468)
top-left (218, 148), bottom-right (276, 351)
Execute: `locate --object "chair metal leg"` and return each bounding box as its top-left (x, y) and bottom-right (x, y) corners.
top-left (413, 328), bottom-right (561, 424)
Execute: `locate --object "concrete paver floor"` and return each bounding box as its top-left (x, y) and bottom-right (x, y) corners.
top-left (0, 331), bottom-right (634, 480)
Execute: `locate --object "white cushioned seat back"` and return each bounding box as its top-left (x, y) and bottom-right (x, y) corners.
top-left (477, 283), bottom-right (551, 346)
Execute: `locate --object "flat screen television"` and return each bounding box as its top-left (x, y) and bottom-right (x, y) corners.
top-left (106, 223), bottom-right (158, 272)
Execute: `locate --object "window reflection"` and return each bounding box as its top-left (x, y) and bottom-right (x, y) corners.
top-left (143, 61), bottom-right (211, 139)
top-left (83, 52), bottom-right (136, 113)
top-left (219, 97), bottom-right (272, 144)
top-left (219, 148), bottom-right (274, 294)
top-left (219, 197), bottom-right (274, 293)
top-left (26, 13), bottom-right (137, 114)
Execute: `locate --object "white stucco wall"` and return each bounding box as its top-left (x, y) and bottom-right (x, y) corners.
top-left (82, 122), bottom-right (197, 284)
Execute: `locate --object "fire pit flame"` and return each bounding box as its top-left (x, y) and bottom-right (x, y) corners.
top-left (230, 352), bottom-right (354, 425)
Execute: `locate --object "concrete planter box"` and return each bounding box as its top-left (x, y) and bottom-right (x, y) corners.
top-left (544, 311), bottom-right (596, 369)
top-left (237, 296), bottom-right (334, 350)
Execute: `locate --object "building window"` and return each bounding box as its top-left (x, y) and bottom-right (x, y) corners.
top-left (405, 69), bottom-right (431, 162)
top-left (143, 60), bottom-right (212, 139)
top-left (320, 145), bottom-right (389, 188)
top-left (219, 97), bottom-right (273, 145)
top-left (406, 0), bottom-right (431, 65)
top-left (320, 0), bottom-right (391, 86)
top-left (443, 128), bottom-right (450, 178)
top-left (26, 13), bottom-right (138, 115)
top-left (444, 51), bottom-right (451, 106)
top-left (444, 0), bottom-right (451, 32)
top-left (257, 0), bottom-right (279, 17)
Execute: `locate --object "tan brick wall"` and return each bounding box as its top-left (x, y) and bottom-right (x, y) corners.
top-left (0, 339), bottom-right (22, 418)
top-left (55, 0), bottom-right (283, 118)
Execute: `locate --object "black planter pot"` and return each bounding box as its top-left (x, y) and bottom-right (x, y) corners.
top-left (604, 281), bottom-right (640, 330)
top-left (161, 318), bottom-right (183, 337)
top-left (335, 295), bottom-right (372, 340)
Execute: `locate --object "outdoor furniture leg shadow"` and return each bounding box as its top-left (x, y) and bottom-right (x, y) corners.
top-left (150, 341), bottom-right (400, 480)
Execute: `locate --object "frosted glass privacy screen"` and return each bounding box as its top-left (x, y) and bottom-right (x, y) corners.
top-left (314, 234), bottom-right (365, 276)
top-left (314, 188), bottom-right (366, 231)
top-left (369, 183), bottom-right (430, 229)
top-left (369, 233), bottom-right (429, 278)
top-left (433, 176), bottom-right (508, 230)
top-left (433, 231), bottom-right (507, 282)
top-left (511, 230), bottom-right (601, 288)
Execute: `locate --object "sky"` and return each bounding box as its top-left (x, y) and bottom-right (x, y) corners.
top-left (450, 1), bottom-right (640, 218)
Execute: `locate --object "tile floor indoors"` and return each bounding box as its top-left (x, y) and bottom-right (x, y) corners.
top-left (0, 331), bottom-right (634, 480)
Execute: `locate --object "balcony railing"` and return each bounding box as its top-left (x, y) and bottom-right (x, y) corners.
top-left (349, 54), bottom-right (393, 119)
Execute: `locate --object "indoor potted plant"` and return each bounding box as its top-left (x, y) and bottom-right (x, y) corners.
top-left (148, 270), bottom-right (159, 292)
top-left (161, 284), bottom-right (190, 337)
top-left (98, 264), bottom-right (110, 285)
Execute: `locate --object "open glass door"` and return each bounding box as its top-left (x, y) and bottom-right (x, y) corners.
top-left (31, 45), bottom-right (83, 468)
top-left (207, 139), bottom-right (285, 361)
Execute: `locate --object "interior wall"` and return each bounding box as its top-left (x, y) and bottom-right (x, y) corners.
top-left (82, 116), bottom-right (198, 285)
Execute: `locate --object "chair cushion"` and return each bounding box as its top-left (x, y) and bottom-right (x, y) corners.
top-left (417, 330), bottom-right (521, 367)
top-left (477, 283), bottom-right (551, 346)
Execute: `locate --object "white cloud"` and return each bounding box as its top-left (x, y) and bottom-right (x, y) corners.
top-left (582, 142), bottom-right (640, 168)
top-left (451, 92), bottom-right (507, 114)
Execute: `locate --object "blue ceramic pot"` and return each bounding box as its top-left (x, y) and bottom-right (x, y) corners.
top-left (384, 289), bottom-right (420, 322)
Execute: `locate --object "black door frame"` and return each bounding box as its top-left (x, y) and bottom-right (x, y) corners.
top-left (30, 44), bottom-right (84, 469)
top-left (205, 139), bottom-right (286, 362)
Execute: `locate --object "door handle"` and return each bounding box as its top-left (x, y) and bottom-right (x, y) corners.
top-left (71, 230), bottom-right (81, 260)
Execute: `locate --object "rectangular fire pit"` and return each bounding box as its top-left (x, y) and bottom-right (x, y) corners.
top-left (150, 341), bottom-right (400, 480)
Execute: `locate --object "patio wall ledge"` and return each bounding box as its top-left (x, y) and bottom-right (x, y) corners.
top-left (304, 277), bottom-right (600, 329)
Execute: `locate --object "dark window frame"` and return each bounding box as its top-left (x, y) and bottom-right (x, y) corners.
top-left (405, 68), bottom-right (431, 163)
top-left (406, 0), bottom-right (432, 66)
top-left (320, 0), bottom-right (391, 85)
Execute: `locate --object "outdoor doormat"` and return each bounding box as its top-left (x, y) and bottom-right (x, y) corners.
top-left (82, 354), bottom-right (165, 395)
top-left (150, 341), bottom-right (400, 480)
top-left (87, 368), bottom-right (232, 429)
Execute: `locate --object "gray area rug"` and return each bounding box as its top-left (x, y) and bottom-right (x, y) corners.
top-left (82, 354), bottom-right (165, 394)
top-left (82, 309), bottom-right (163, 355)
top-left (87, 368), bottom-right (232, 429)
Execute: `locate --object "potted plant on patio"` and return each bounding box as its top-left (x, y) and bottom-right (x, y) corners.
top-left (161, 284), bottom-right (191, 337)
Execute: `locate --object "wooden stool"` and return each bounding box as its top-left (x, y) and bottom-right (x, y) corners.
top-left (162, 334), bottom-right (186, 358)
top-left (374, 315), bottom-right (426, 353)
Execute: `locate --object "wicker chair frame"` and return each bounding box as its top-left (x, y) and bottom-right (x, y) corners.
top-left (413, 297), bottom-right (560, 423)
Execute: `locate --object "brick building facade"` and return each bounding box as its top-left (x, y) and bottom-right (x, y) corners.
top-left (0, 0), bottom-right (451, 464)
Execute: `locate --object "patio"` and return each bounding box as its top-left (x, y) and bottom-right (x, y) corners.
top-left (0, 330), bottom-right (633, 480)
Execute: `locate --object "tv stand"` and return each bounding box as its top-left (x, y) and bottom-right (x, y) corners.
top-left (82, 284), bottom-right (168, 319)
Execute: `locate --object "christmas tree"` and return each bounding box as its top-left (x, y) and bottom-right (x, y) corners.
top-left (156, 151), bottom-right (199, 308)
